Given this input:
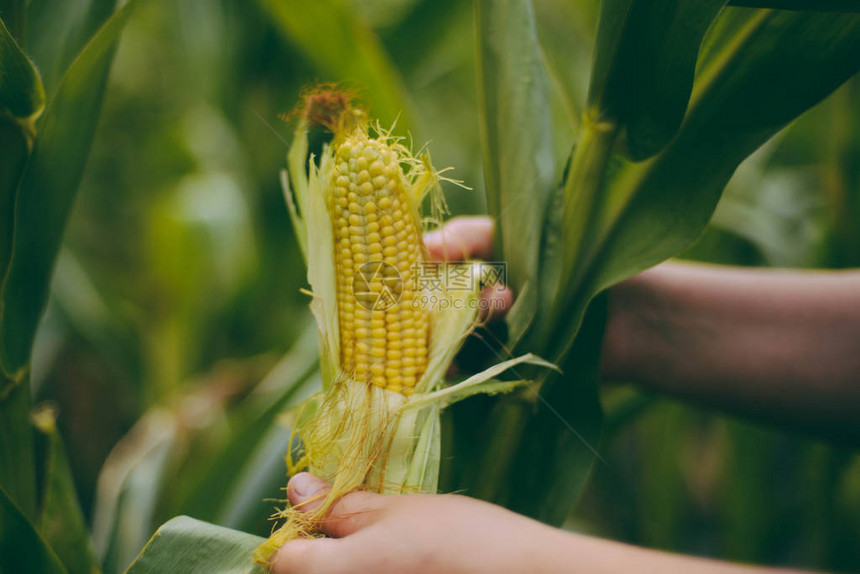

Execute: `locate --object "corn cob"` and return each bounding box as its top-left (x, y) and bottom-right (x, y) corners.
top-left (330, 132), bottom-right (428, 394)
top-left (255, 88), bottom-right (552, 567)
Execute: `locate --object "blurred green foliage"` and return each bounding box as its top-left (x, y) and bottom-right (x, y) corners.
top-left (1, 0), bottom-right (857, 571)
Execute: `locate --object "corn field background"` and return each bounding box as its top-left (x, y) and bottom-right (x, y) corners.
top-left (1, 0), bottom-right (859, 572)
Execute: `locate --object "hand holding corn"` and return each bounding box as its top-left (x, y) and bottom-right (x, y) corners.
top-left (271, 473), bottom-right (783, 574)
top-left (255, 89), bottom-right (552, 564)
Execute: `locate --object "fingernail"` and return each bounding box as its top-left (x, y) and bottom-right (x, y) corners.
top-left (289, 473), bottom-right (326, 501)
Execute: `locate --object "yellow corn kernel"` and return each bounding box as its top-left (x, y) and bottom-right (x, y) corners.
top-left (328, 131), bottom-right (429, 394)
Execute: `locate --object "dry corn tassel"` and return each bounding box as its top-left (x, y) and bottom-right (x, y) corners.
top-left (255, 88), bottom-right (554, 566)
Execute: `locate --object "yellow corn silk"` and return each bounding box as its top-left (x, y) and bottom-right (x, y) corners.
top-left (254, 91), bottom-right (552, 566)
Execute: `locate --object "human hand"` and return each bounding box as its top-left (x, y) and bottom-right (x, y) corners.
top-left (272, 473), bottom-right (570, 574)
top-left (423, 216), bottom-right (632, 378)
top-left (423, 216), bottom-right (513, 320)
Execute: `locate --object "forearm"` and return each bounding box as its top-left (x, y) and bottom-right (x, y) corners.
top-left (277, 472), bottom-right (810, 574)
top-left (545, 531), bottom-right (805, 574)
top-left (602, 261), bottom-right (860, 442)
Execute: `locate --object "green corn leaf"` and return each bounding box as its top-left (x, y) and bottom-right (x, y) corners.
top-left (255, 0), bottom-right (411, 129)
top-left (578, 9), bottom-right (860, 334)
top-left (0, 17), bottom-right (45, 122)
top-left (533, 0), bottom-right (599, 129)
top-left (471, 6), bottom-right (860, 527)
top-left (729, 0), bottom-right (860, 10)
top-left (91, 333), bottom-right (318, 569)
top-left (554, 8), bottom-right (860, 361)
top-left (458, 294), bottom-right (606, 524)
top-left (0, 123), bottom-right (29, 310)
top-left (383, 0), bottom-right (463, 74)
top-left (211, 423), bottom-right (294, 534)
top-left (0, 16), bottom-right (44, 325)
top-left (0, 382), bottom-right (36, 520)
top-left (0, 484), bottom-right (67, 574)
top-left (474, 0), bottom-right (557, 346)
top-left (828, 78), bottom-right (860, 267)
top-left (25, 0), bottom-right (119, 97)
top-left (0, 34), bottom-right (41, 514)
top-left (126, 517), bottom-right (266, 574)
top-left (503, 294), bottom-right (606, 524)
top-left (0, 0), bottom-right (26, 42)
top-left (91, 358), bottom-right (277, 573)
top-left (91, 409), bottom-right (180, 574)
top-left (176, 339), bottom-right (319, 531)
top-left (586, 0), bottom-right (727, 160)
top-left (32, 406), bottom-right (101, 574)
top-left (0, 0), bottom-right (143, 382)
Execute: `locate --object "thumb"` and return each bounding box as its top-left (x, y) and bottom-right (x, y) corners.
top-left (287, 473), bottom-right (389, 538)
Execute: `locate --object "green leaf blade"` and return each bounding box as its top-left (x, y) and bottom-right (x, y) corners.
top-left (32, 407), bottom-right (101, 574)
top-left (0, 17), bottom-right (45, 333)
top-left (126, 517), bottom-right (266, 574)
top-left (587, 0), bottom-right (727, 160)
top-left (0, 18), bottom-right (45, 120)
top-left (506, 295), bottom-right (607, 525)
top-left (0, 0), bottom-right (142, 377)
top-left (590, 9), bottom-right (860, 298)
top-left (474, 0), bottom-right (557, 345)
top-left (255, 0), bottom-right (411, 129)
top-left (25, 0), bottom-right (119, 98)
top-left (0, 484), bottom-right (67, 574)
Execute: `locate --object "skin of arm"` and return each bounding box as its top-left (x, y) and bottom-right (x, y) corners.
top-left (429, 216), bottom-right (860, 443)
top-left (604, 262), bottom-right (860, 444)
top-left (274, 473), bottom-right (799, 574)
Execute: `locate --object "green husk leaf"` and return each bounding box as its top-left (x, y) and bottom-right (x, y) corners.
top-left (280, 170), bottom-right (307, 262)
top-left (287, 128), bottom-right (339, 389)
top-left (416, 278), bottom-right (480, 394)
top-left (422, 378), bottom-right (529, 408)
top-left (407, 354), bottom-right (554, 410)
top-left (408, 403), bottom-right (441, 493)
